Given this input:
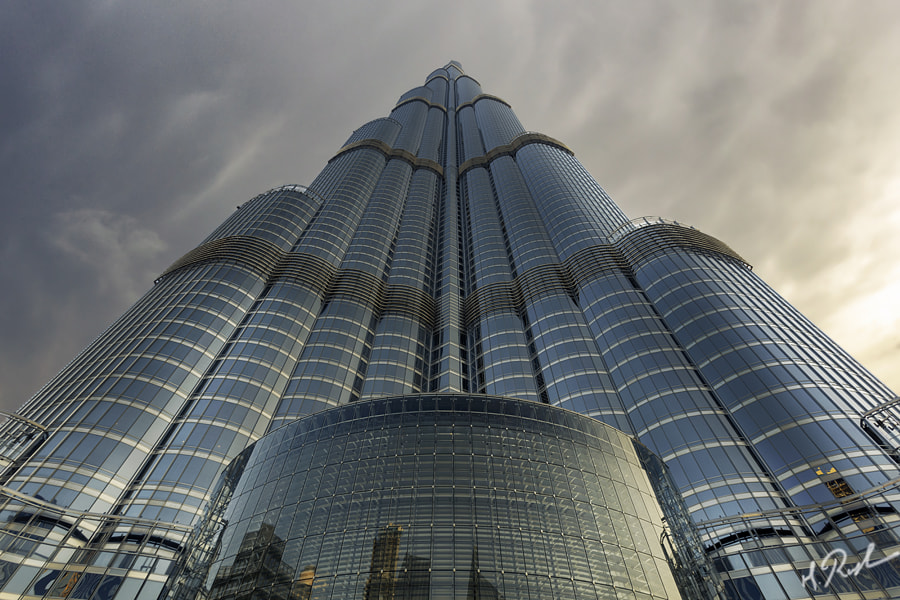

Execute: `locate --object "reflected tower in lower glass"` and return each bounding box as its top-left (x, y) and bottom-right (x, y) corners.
top-left (0, 61), bottom-right (898, 599)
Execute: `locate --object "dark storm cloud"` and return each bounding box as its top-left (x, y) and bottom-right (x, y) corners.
top-left (0, 2), bottom-right (295, 411)
top-left (1, 1), bottom-right (898, 413)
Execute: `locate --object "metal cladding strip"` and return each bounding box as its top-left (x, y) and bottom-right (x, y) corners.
top-left (269, 252), bottom-right (338, 296)
top-left (565, 243), bottom-right (630, 287)
top-left (198, 184), bottom-right (321, 246)
top-left (462, 281), bottom-right (522, 328)
top-left (462, 225), bottom-right (747, 324)
top-left (325, 268), bottom-right (386, 308)
top-left (463, 263), bottom-right (572, 326)
top-left (159, 241), bottom-right (439, 330)
top-left (464, 243), bottom-right (628, 325)
top-left (156, 235), bottom-right (285, 281)
top-left (458, 132), bottom-right (573, 176)
top-left (455, 93), bottom-right (511, 110)
top-left (159, 238), bottom-right (337, 294)
top-left (0, 484), bottom-right (193, 533)
top-left (393, 96), bottom-right (448, 113)
top-left (614, 221), bottom-right (750, 269)
top-left (329, 138), bottom-right (444, 177)
top-left (0, 413), bottom-right (47, 478)
top-left (397, 85), bottom-right (434, 105)
top-left (382, 284), bottom-right (437, 328)
top-left (156, 228), bottom-right (742, 339)
top-left (425, 72), bottom-right (449, 85)
top-left (277, 262), bottom-right (435, 326)
top-left (517, 263), bottom-right (574, 304)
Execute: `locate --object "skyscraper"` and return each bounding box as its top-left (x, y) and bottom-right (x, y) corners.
top-left (0, 61), bottom-right (898, 599)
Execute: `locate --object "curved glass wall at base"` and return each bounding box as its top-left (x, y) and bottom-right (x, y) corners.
top-left (165, 394), bottom-right (703, 600)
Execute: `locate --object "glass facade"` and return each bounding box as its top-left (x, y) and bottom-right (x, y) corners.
top-left (166, 394), bottom-right (687, 600)
top-left (0, 61), bottom-right (897, 598)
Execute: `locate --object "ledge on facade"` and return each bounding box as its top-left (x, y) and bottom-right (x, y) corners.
top-left (393, 95), bottom-right (447, 113)
top-left (458, 131), bottom-right (573, 176)
top-left (610, 216), bottom-right (750, 268)
top-left (456, 93), bottom-right (511, 111)
top-left (329, 139), bottom-right (444, 177)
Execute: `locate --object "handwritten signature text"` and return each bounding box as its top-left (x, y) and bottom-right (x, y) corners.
top-left (801, 544), bottom-right (899, 591)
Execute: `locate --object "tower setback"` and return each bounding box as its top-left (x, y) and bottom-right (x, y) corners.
top-left (0, 61), bottom-right (898, 599)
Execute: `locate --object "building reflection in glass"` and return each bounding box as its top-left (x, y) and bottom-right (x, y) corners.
top-left (364, 525), bottom-right (402, 599)
top-left (208, 523), bottom-right (294, 599)
top-left (293, 565), bottom-right (316, 600)
top-left (395, 553), bottom-right (431, 599)
top-left (467, 548), bottom-right (501, 600)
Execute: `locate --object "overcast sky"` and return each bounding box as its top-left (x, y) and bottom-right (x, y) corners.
top-left (1, 1), bottom-right (898, 414)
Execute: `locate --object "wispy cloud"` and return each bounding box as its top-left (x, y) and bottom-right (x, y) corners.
top-left (50, 208), bottom-right (167, 302)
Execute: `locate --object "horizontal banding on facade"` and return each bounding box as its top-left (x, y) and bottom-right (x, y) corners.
top-left (157, 235), bottom-right (284, 281)
top-left (458, 132), bottom-right (573, 176)
top-left (392, 96), bottom-right (447, 113)
top-left (329, 138), bottom-right (444, 177)
top-left (160, 244), bottom-right (436, 326)
top-left (615, 223), bottom-right (749, 268)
